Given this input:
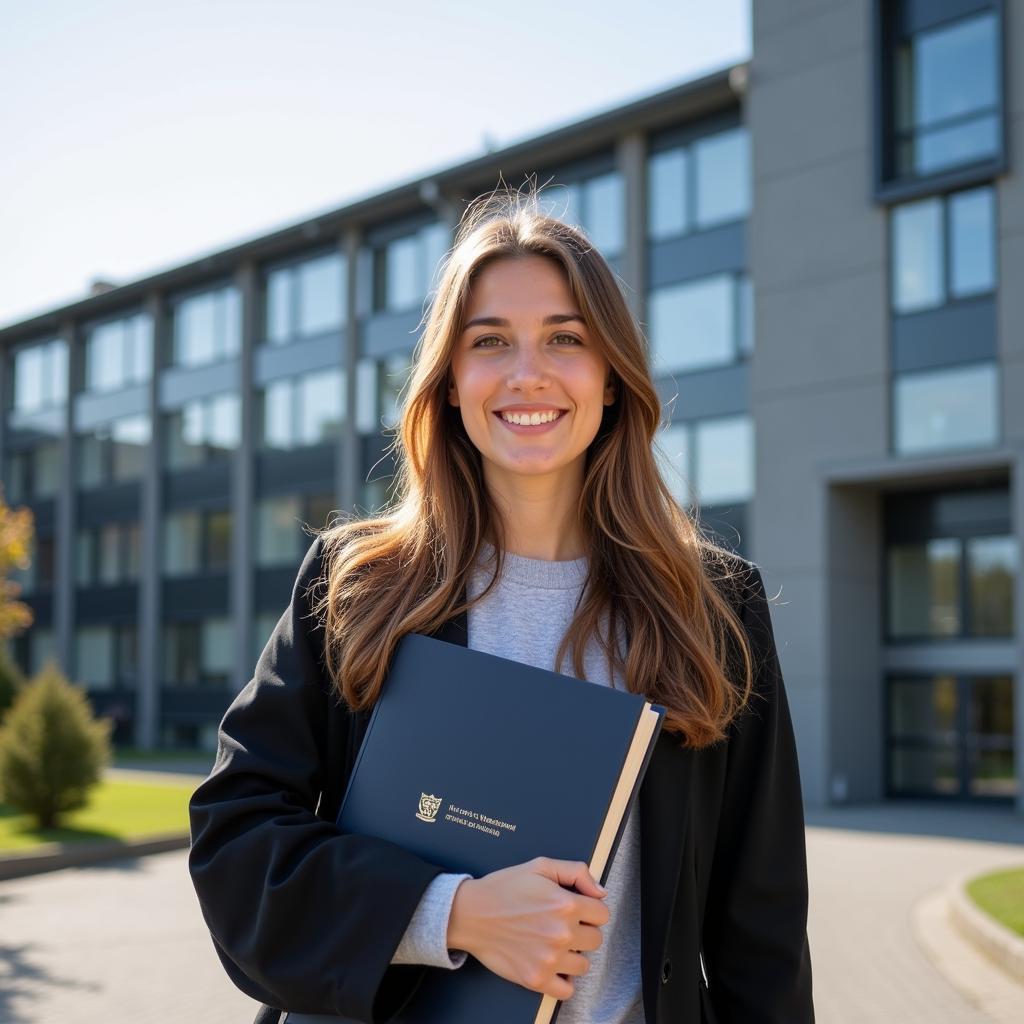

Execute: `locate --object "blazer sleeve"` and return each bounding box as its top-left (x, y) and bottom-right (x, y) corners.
top-left (701, 563), bottom-right (815, 1022)
top-left (187, 535), bottom-right (448, 1022)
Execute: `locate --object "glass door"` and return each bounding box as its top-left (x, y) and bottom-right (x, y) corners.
top-left (887, 673), bottom-right (1015, 801)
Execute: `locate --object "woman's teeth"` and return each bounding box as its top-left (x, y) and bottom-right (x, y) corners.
top-left (499, 410), bottom-right (564, 425)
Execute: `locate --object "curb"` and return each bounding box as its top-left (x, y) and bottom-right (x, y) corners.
top-left (948, 867), bottom-right (1024, 984)
top-left (0, 832), bottom-right (190, 882)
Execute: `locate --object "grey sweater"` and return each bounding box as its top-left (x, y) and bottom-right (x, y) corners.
top-left (389, 541), bottom-right (645, 1024)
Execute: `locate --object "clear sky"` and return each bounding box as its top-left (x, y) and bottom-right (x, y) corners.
top-left (0, 0), bottom-right (749, 330)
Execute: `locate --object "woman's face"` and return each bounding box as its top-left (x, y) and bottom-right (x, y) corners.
top-left (448, 255), bottom-right (615, 491)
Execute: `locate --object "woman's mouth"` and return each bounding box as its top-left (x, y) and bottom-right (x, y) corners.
top-left (493, 409), bottom-right (568, 433)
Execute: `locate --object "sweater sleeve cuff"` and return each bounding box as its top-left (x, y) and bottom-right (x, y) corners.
top-left (391, 872), bottom-right (474, 969)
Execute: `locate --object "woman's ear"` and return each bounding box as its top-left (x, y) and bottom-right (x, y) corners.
top-left (448, 377), bottom-right (460, 407)
top-left (603, 373), bottom-right (616, 406)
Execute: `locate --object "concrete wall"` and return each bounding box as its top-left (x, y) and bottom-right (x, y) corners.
top-left (749, 0), bottom-right (887, 805)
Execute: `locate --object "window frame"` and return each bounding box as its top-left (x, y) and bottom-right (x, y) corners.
top-left (873, 0), bottom-right (1008, 204)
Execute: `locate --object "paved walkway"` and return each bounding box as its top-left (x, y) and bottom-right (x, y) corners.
top-left (0, 803), bottom-right (1021, 1022)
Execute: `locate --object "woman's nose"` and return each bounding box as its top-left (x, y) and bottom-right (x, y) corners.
top-left (505, 346), bottom-right (549, 389)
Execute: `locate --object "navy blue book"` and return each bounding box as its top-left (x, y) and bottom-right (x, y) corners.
top-left (315, 631), bottom-right (664, 1024)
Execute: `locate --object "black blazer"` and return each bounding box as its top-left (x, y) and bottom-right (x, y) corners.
top-left (188, 536), bottom-right (814, 1024)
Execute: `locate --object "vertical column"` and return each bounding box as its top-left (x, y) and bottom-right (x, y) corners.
top-left (53, 319), bottom-right (77, 678)
top-left (617, 131), bottom-right (647, 326)
top-left (138, 293), bottom-right (165, 749)
top-left (233, 262), bottom-right (257, 693)
top-left (340, 227), bottom-right (362, 513)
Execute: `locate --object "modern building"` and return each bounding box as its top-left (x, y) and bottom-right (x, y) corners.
top-left (1, 0), bottom-right (1019, 810)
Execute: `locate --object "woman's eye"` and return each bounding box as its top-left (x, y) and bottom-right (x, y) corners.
top-left (471, 333), bottom-right (582, 348)
top-left (473, 335), bottom-right (504, 348)
top-left (553, 333), bottom-right (582, 345)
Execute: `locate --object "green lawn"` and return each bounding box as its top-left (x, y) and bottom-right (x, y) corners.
top-left (0, 777), bottom-right (196, 853)
top-left (967, 866), bottom-right (1024, 937)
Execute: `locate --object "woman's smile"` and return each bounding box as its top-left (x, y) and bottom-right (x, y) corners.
top-left (493, 407), bottom-right (569, 433)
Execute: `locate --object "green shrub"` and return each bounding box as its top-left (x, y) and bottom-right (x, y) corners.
top-left (0, 659), bottom-right (112, 829)
top-left (0, 643), bottom-right (26, 723)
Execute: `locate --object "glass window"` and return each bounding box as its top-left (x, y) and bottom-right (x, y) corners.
top-left (890, 674), bottom-right (958, 739)
top-left (85, 315), bottom-right (151, 392)
top-left (76, 530), bottom-right (93, 585)
top-left (266, 267), bottom-right (293, 345)
top-left (202, 618), bottom-right (233, 685)
top-left (950, 187), bottom-right (995, 298)
top-left (421, 222), bottom-right (450, 295)
top-left (695, 416), bottom-right (754, 505)
top-left (13, 344), bottom-right (46, 412)
top-left (164, 510), bottom-right (201, 576)
top-left (695, 127), bottom-right (750, 229)
top-left (648, 148), bottom-right (689, 240)
top-left (98, 524), bottom-right (121, 584)
top-left (969, 674), bottom-right (1015, 797)
top-left (299, 368), bottom-right (345, 445)
top-left (297, 253), bottom-right (345, 337)
top-left (967, 536), bottom-right (1016, 637)
top-left (34, 441), bottom-right (62, 498)
top-left (582, 173), bottom-right (624, 255)
top-left (738, 274), bottom-right (754, 356)
top-left (355, 358), bottom-right (379, 434)
top-left (13, 339), bottom-right (67, 412)
top-left (649, 274), bottom-right (736, 375)
top-left (888, 539), bottom-right (961, 637)
top-left (166, 403), bottom-right (205, 468)
top-left (539, 183), bottom-right (582, 227)
top-left (111, 414), bottom-right (150, 481)
top-left (78, 434), bottom-right (105, 489)
top-left (894, 362), bottom-right (998, 454)
top-left (207, 393), bottom-right (240, 455)
top-left (895, 12), bottom-right (1000, 177)
top-left (892, 186), bottom-right (996, 313)
top-left (87, 321), bottom-right (123, 392)
top-left (256, 495), bottom-right (302, 567)
top-left (306, 492), bottom-right (336, 533)
top-left (173, 286), bottom-right (240, 368)
top-left (260, 379), bottom-right (294, 450)
top-left (118, 623), bottom-right (139, 686)
top-left (892, 197), bottom-right (944, 313)
top-left (163, 622), bottom-right (201, 686)
top-left (206, 511), bottom-right (232, 570)
top-left (386, 234), bottom-right (420, 312)
top-left (654, 423), bottom-right (692, 507)
top-left (125, 522), bottom-right (141, 580)
top-left (75, 625), bottom-right (114, 690)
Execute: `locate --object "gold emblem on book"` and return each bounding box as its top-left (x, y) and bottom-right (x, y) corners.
top-left (416, 793), bottom-right (442, 823)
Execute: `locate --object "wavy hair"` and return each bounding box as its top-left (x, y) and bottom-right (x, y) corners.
top-left (310, 183), bottom-right (756, 748)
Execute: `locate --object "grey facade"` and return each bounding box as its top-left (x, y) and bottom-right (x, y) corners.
top-left (1, 0), bottom-right (1018, 811)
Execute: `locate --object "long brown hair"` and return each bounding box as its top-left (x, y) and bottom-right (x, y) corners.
top-left (311, 184), bottom-right (756, 748)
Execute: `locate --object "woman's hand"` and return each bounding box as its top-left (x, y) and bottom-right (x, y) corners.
top-left (446, 856), bottom-right (610, 1001)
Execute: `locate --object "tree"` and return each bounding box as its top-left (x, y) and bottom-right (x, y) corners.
top-left (0, 641), bottom-right (26, 722)
top-left (0, 660), bottom-right (112, 829)
top-left (0, 485), bottom-right (35, 642)
top-left (0, 485), bottom-right (36, 723)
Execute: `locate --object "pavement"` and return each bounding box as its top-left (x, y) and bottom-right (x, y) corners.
top-left (0, 801), bottom-right (1021, 1023)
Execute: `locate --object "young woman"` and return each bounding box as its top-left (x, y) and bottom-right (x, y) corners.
top-left (188, 188), bottom-right (815, 1024)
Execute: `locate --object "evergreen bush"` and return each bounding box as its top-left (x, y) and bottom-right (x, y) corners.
top-left (0, 659), bottom-right (112, 829)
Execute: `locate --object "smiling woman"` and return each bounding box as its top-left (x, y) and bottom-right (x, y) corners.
top-left (188, 184), bottom-right (814, 1024)
top-left (446, 255), bottom-right (616, 555)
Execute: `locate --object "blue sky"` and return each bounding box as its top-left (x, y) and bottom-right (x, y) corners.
top-left (0, 0), bottom-right (749, 329)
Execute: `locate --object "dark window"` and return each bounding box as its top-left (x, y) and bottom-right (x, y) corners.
top-left (876, 1), bottom-right (1005, 197)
